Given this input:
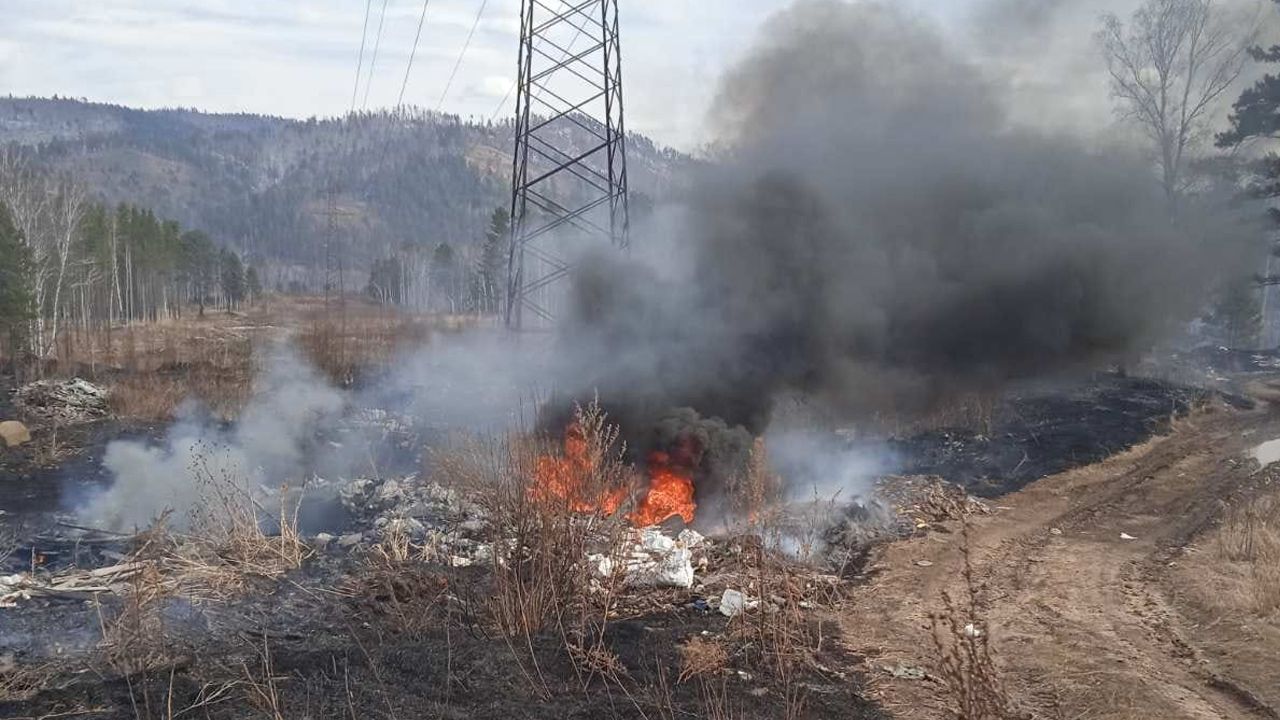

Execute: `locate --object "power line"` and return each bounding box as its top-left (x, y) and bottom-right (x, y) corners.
top-left (362, 0), bottom-right (391, 109)
top-left (437, 0), bottom-right (490, 112)
top-left (488, 0), bottom-right (584, 122)
top-left (350, 0), bottom-right (375, 111)
top-left (398, 0), bottom-right (434, 109)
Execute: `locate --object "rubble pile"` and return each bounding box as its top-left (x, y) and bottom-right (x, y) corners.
top-left (14, 378), bottom-right (109, 424)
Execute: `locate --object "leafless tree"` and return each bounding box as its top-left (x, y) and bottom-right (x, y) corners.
top-left (1097, 0), bottom-right (1258, 205)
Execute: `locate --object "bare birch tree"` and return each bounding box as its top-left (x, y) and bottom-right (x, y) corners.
top-left (1097, 0), bottom-right (1258, 205)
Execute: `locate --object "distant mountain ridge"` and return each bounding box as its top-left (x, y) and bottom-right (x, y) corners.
top-left (0, 97), bottom-right (686, 282)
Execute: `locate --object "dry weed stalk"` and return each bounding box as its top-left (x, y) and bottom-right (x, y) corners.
top-left (930, 527), bottom-right (1014, 720)
top-left (96, 562), bottom-right (173, 678)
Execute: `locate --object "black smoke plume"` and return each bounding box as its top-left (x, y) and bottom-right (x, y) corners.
top-left (556, 0), bottom-right (1261, 444)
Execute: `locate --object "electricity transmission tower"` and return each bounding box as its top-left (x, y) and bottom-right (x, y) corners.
top-left (505, 0), bottom-right (630, 328)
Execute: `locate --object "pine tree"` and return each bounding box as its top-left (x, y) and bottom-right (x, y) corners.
top-left (1218, 1), bottom-right (1280, 224)
top-left (245, 266), bottom-right (262, 303)
top-left (477, 207), bottom-right (509, 314)
top-left (219, 249), bottom-right (245, 311)
top-left (431, 242), bottom-right (459, 312)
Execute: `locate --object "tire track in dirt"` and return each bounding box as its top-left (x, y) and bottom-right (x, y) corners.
top-left (844, 398), bottom-right (1280, 719)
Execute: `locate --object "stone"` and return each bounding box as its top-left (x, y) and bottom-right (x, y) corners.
top-left (0, 421), bottom-right (30, 448)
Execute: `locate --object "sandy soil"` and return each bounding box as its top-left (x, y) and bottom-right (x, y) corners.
top-left (844, 380), bottom-right (1280, 719)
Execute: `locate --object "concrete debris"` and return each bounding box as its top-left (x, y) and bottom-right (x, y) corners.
top-left (14, 378), bottom-right (109, 423)
top-left (0, 420), bottom-right (31, 448)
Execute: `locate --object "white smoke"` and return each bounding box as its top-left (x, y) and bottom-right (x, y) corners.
top-left (79, 345), bottom-right (345, 532)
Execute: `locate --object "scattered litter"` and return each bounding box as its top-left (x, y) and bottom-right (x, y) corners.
top-left (963, 623), bottom-right (984, 638)
top-left (1120, 533), bottom-right (1137, 541)
top-left (15, 378), bottom-right (109, 423)
top-left (915, 560), bottom-right (934, 567)
top-left (1049, 528), bottom-right (1062, 536)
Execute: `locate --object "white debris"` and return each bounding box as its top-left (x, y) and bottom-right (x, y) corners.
top-left (963, 623), bottom-right (984, 638)
top-left (621, 527), bottom-right (700, 588)
top-left (719, 589), bottom-right (746, 617)
top-left (1120, 532), bottom-right (1137, 541)
top-left (314, 532), bottom-right (335, 548)
top-left (588, 553), bottom-right (616, 579)
top-left (677, 528), bottom-right (705, 549)
top-left (1252, 438), bottom-right (1280, 468)
top-left (337, 533), bottom-right (364, 548)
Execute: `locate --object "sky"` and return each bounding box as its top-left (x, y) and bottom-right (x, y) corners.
top-left (0, 0), bottom-right (1211, 150)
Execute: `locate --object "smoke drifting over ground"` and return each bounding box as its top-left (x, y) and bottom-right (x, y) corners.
top-left (561, 0), bottom-right (1261, 436)
top-left (80, 346), bottom-right (344, 531)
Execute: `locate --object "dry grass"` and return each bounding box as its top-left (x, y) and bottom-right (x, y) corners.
top-left (1209, 493), bottom-right (1280, 616)
top-left (296, 298), bottom-right (461, 387)
top-left (109, 359), bottom-right (253, 421)
top-left (678, 636), bottom-right (730, 683)
top-left (929, 529), bottom-right (1015, 720)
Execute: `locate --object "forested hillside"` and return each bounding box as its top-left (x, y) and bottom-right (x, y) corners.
top-left (0, 97), bottom-right (686, 289)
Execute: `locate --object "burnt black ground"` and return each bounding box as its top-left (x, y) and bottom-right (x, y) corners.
top-left (1, 554), bottom-right (888, 720)
top-left (888, 373), bottom-right (1210, 497)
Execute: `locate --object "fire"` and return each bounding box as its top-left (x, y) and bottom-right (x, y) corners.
top-left (530, 424), bottom-right (626, 515)
top-left (532, 424), bottom-right (699, 527)
top-left (631, 450), bottom-right (697, 526)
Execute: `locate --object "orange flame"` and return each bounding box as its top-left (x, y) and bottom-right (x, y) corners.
top-left (532, 424), bottom-right (699, 527)
top-left (530, 424), bottom-right (626, 515)
top-left (631, 450), bottom-right (697, 527)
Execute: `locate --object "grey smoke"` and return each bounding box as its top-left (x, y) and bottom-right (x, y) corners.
top-left (558, 0), bottom-right (1262, 435)
top-left (80, 345), bottom-right (345, 531)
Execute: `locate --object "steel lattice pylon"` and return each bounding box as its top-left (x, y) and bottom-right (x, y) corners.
top-left (505, 0), bottom-right (629, 328)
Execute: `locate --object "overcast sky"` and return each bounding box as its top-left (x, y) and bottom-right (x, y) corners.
top-left (0, 0), bottom-right (1184, 150)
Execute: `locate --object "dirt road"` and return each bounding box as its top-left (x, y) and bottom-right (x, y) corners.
top-left (845, 383), bottom-right (1280, 719)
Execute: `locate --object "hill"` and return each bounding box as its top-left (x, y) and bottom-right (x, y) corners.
top-left (0, 97), bottom-right (687, 285)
